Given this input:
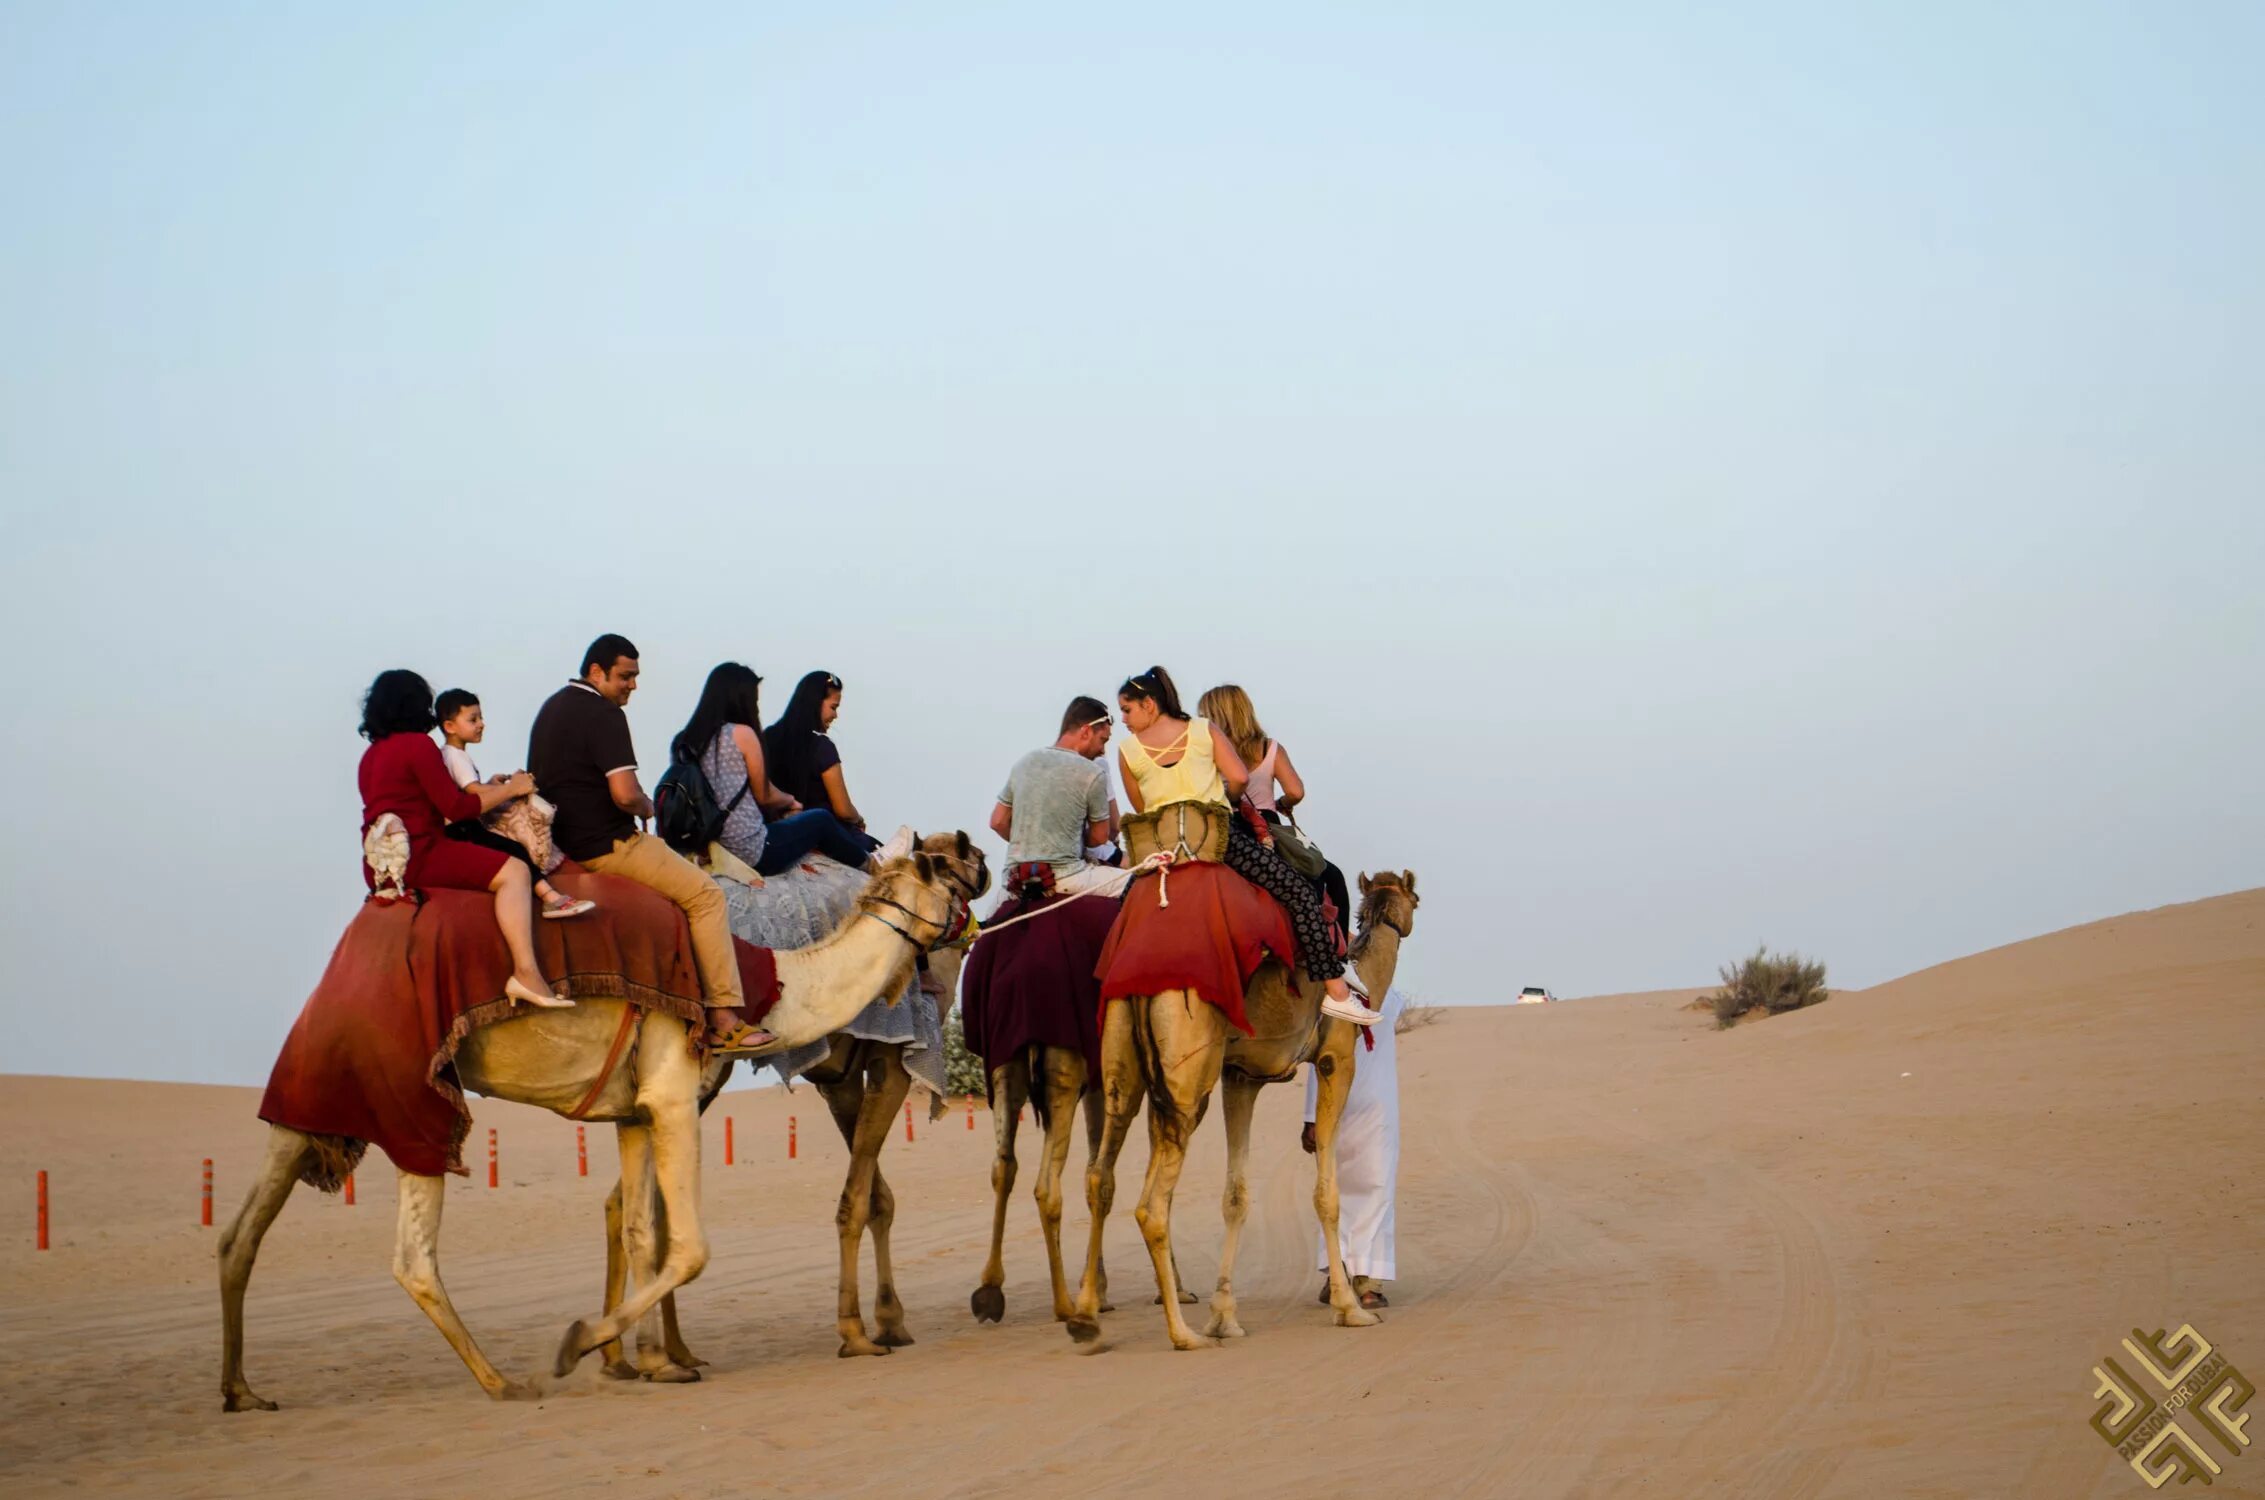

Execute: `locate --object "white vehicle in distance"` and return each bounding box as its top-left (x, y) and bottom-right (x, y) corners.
top-left (1515, 986), bottom-right (1557, 1005)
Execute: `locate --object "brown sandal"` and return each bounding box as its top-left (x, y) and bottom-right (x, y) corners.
top-left (705, 1019), bottom-right (777, 1053)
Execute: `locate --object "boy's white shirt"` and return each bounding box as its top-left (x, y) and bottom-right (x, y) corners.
top-left (441, 743), bottom-right (481, 789)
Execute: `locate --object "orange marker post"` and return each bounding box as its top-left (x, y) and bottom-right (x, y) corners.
top-left (788, 1116), bottom-right (797, 1160)
top-left (487, 1128), bottom-right (499, 1189)
top-left (724, 1116), bottom-right (735, 1167)
top-left (576, 1125), bottom-right (588, 1177)
top-left (904, 1102), bottom-right (914, 1143)
top-left (344, 1172), bottom-right (356, 1206)
top-left (201, 1159), bottom-right (213, 1227)
top-left (37, 1170), bottom-right (49, 1251)
top-left (966, 1096), bottom-right (975, 1130)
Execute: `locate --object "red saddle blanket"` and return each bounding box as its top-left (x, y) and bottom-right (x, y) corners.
top-left (258, 864), bottom-right (780, 1177)
top-left (1094, 862), bottom-right (1296, 1036)
top-left (961, 888), bottom-right (1120, 1089)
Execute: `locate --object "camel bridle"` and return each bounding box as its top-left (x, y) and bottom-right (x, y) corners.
top-left (860, 876), bottom-right (966, 950)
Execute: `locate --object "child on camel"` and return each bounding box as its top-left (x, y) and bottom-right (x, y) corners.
top-left (436, 688), bottom-right (594, 920)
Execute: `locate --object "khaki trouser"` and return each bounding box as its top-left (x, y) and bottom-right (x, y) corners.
top-left (584, 831), bottom-right (745, 1010)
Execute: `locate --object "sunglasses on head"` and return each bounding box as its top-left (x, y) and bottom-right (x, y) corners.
top-left (1086, 715), bottom-right (1114, 731)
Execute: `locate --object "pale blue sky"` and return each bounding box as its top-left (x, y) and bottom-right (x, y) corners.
top-left (2, 2), bottom-right (2259, 1084)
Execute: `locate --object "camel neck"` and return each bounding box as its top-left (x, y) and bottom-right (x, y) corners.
top-left (1350, 922), bottom-right (1401, 998)
top-left (767, 916), bottom-right (919, 1047)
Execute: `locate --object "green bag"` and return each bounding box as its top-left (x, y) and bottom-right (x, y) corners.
top-left (1262, 809), bottom-right (1328, 880)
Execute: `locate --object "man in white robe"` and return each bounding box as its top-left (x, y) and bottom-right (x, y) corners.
top-left (1303, 984), bottom-right (1404, 1305)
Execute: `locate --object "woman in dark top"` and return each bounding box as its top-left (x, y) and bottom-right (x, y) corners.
top-left (358, 670), bottom-right (567, 1008)
top-left (762, 670), bottom-right (880, 854)
top-left (678, 663), bottom-right (879, 875)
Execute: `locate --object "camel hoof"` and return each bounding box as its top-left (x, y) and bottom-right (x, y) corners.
top-left (1203, 1314), bottom-right (1246, 1340)
top-left (1334, 1305), bottom-right (1383, 1329)
top-left (222, 1388), bottom-right (279, 1413)
top-left (554, 1320), bottom-right (595, 1377)
top-left (1169, 1334), bottom-right (1219, 1352)
top-left (1065, 1315), bottom-right (1102, 1344)
top-left (495, 1381), bottom-right (542, 1402)
top-left (875, 1327), bottom-right (916, 1348)
top-left (838, 1338), bottom-right (891, 1358)
top-left (1153, 1290), bottom-right (1200, 1306)
top-left (971, 1285), bottom-right (1006, 1323)
top-left (672, 1352), bottom-right (709, 1369)
top-left (601, 1360), bottom-right (641, 1381)
top-left (644, 1363), bottom-right (702, 1384)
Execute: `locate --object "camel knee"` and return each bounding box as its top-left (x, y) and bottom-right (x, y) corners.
top-left (991, 1156), bottom-right (1017, 1196)
top-left (663, 1236), bottom-right (709, 1284)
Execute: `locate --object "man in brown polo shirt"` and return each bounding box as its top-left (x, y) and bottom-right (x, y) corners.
top-left (529, 633), bottom-right (763, 1048)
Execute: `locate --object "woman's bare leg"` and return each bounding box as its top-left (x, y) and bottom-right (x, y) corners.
top-left (486, 860), bottom-right (553, 997)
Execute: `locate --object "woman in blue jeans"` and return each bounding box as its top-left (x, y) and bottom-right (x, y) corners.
top-left (673, 663), bottom-right (879, 878)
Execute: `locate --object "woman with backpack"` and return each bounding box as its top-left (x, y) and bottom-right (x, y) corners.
top-left (671, 662), bottom-right (879, 878)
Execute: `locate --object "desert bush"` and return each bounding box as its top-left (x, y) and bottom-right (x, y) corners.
top-left (941, 1010), bottom-right (988, 1097)
top-left (1704, 946), bottom-right (1829, 1028)
top-left (1396, 1001), bottom-right (1446, 1034)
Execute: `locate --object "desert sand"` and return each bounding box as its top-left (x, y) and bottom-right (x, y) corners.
top-left (2, 889), bottom-right (2260, 1498)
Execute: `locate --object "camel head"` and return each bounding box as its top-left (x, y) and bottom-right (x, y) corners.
top-left (910, 828), bottom-right (990, 903)
top-left (1355, 869), bottom-right (1420, 940)
top-left (858, 843), bottom-right (981, 953)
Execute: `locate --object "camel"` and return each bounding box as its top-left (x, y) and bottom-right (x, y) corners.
top-left (217, 848), bottom-right (975, 1409)
top-left (971, 1044), bottom-right (1197, 1324)
top-left (1065, 867), bottom-right (1420, 1350)
top-left (971, 1046), bottom-right (1106, 1325)
top-left (596, 832), bottom-right (988, 1365)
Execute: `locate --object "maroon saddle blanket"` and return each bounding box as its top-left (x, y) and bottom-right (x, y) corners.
top-left (258, 864), bottom-right (780, 1177)
top-left (961, 889), bottom-right (1121, 1090)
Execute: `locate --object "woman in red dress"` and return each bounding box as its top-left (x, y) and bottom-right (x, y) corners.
top-left (358, 669), bottom-right (568, 1008)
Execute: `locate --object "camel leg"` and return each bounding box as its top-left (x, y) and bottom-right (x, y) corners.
top-left (393, 1171), bottom-right (531, 1399)
top-left (218, 1126), bottom-right (313, 1412)
top-left (648, 1181), bottom-right (707, 1374)
top-left (1067, 1001), bottom-right (1142, 1343)
top-left (866, 1051), bottom-right (917, 1348)
top-left (970, 1057), bottom-right (1028, 1323)
top-left (553, 1029), bottom-right (711, 1375)
top-left (1136, 991), bottom-right (1228, 1351)
top-left (1204, 1076), bottom-right (1262, 1339)
top-left (605, 1121), bottom-right (682, 1378)
top-left (1034, 1048), bottom-right (1086, 1322)
top-left (823, 1059), bottom-right (902, 1357)
top-left (1141, 1092), bottom-right (1205, 1306)
top-left (596, 1177), bottom-right (639, 1379)
top-left (1082, 1081), bottom-right (1116, 1313)
top-left (1311, 1020), bottom-right (1379, 1329)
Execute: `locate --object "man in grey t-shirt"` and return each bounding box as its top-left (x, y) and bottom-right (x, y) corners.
top-left (989, 695), bottom-right (1132, 898)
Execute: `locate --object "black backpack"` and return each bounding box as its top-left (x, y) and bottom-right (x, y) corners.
top-left (653, 747), bottom-right (751, 856)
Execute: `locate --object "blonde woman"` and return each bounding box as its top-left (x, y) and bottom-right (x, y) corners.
top-left (1198, 683), bottom-right (1354, 952)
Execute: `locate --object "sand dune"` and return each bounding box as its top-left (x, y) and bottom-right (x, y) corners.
top-left (3, 890), bottom-right (2260, 1498)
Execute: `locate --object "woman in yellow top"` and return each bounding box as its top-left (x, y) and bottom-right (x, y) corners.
top-left (1117, 666), bottom-right (1380, 1026)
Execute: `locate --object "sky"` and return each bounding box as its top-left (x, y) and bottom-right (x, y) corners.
top-left (1, 2), bottom-right (2259, 1086)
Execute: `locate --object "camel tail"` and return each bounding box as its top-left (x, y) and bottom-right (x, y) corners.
top-left (1130, 1002), bottom-right (1179, 1135)
top-left (1024, 1044), bottom-right (1053, 1130)
top-left (294, 1132), bottom-right (369, 1192)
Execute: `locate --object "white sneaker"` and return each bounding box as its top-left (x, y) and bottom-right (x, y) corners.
top-left (875, 825), bottom-right (915, 864)
top-left (1321, 992), bottom-right (1384, 1027)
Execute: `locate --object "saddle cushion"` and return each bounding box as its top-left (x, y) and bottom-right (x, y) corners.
top-left (258, 864), bottom-right (711, 1176)
top-left (1094, 861), bottom-right (1295, 1036)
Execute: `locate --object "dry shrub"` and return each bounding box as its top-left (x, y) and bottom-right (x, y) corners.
top-left (1704, 946), bottom-right (1829, 1028)
top-left (1395, 1001), bottom-right (1445, 1035)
